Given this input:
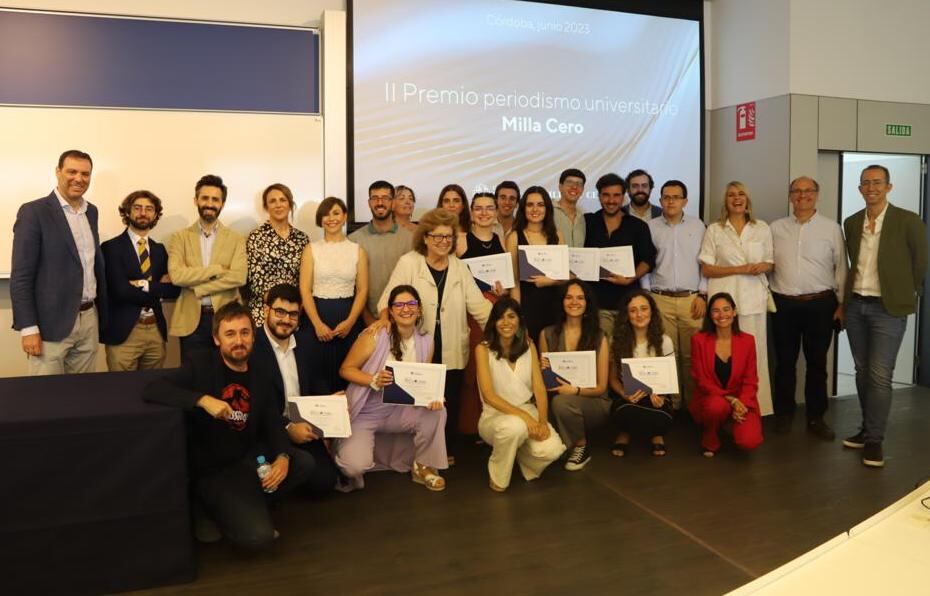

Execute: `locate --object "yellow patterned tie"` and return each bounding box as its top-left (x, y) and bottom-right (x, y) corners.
top-left (137, 238), bottom-right (151, 281)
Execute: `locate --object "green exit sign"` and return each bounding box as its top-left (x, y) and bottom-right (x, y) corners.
top-left (885, 124), bottom-right (912, 137)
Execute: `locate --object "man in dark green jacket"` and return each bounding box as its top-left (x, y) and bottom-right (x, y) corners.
top-left (842, 164), bottom-right (928, 468)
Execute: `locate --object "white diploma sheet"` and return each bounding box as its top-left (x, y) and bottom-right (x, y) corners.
top-left (518, 244), bottom-right (570, 281)
top-left (622, 356), bottom-right (679, 395)
top-left (462, 253), bottom-right (516, 290)
top-left (287, 394), bottom-right (352, 438)
top-left (598, 246), bottom-right (636, 278)
top-left (543, 351), bottom-right (598, 388)
top-left (383, 361), bottom-right (447, 407)
top-left (569, 248), bottom-right (600, 282)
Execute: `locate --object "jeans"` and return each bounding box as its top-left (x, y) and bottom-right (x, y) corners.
top-left (179, 311), bottom-right (214, 363)
top-left (844, 295), bottom-right (907, 443)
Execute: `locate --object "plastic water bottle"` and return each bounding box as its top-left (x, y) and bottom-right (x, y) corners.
top-left (256, 455), bottom-right (275, 493)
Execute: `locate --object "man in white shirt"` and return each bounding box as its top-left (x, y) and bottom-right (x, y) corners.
top-left (770, 176), bottom-right (847, 440)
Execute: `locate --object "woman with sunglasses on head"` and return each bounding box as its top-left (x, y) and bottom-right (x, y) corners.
top-left (689, 292), bottom-right (763, 457)
top-left (378, 208), bottom-right (492, 464)
top-left (608, 290), bottom-right (676, 457)
top-left (394, 185), bottom-right (418, 233)
top-left (541, 280), bottom-right (609, 471)
top-left (505, 186), bottom-right (565, 345)
top-left (475, 298), bottom-right (566, 491)
top-left (337, 285), bottom-right (447, 491)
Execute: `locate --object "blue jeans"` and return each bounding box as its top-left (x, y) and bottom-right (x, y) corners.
top-left (844, 296), bottom-right (907, 443)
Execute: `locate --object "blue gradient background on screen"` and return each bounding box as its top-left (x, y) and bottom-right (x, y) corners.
top-left (353, 0), bottom-right (700, 219)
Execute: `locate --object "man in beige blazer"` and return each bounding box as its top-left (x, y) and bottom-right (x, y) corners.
top-left (168, 174), bottom-right (247, 361)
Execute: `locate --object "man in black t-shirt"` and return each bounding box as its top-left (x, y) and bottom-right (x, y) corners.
top-left (144, 302), bottom-right (313, 550)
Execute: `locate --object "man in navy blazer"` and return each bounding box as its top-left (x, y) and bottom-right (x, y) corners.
top-left (251, 282), bottom-right (337, 495)
top-left (10, 149), bottom-right (108, 375)
top-left (101, 190), bottom-right (180, 370)
top-left (622, 169), bottom-right (664, 222)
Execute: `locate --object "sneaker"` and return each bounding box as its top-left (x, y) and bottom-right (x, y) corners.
top-left (564, 444), bottom-right (592, 471)
top-left (807, 418), bottom-right (836, 441)
top-left (862, 442), bottom-right (884, 468)
top-left (193, 513), bottom-right (222, 544)
top-left (774, 415), bottom-right (793, 434)
top-left (843, 431), bottom-right (866, 449)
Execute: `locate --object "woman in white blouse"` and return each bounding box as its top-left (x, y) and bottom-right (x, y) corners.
top-left (698, 181), bottom-right (774, 415)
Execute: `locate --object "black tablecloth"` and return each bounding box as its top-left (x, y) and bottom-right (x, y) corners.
top-left (0, 370), bottom-right (196, 595)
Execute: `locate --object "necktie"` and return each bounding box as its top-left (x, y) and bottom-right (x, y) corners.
top-left (137, 238), bottom-right (151, 281)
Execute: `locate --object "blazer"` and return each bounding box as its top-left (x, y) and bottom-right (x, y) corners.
top-left (843, 203), bottom-right (928, 317)
top-left (10, 191), bottom-right (107, 341)
top-left (100, 230), bottom-right (180, 344)
top-left (690, 330), bottom-right (759, 411)
top-left (251, 324), bottom-right (317, 426)
top-left (377, 251), bottom-right (491, 369)
top-left (167, 221), bottom-right (247, 337)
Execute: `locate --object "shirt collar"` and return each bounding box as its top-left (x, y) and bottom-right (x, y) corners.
top-left (367, 220), bottom-right (399, 235)
top-left (54, 188), bottom-right (87, 214)
top-left (264, 325), bottom-right (296, 354)
top-left (659, 213), bottom-right (687, 226)
top-left (127, 228), bottom-right (147, 247)
top-left (864, 203), bottom-right (890, 228)
top-left (199, 220), bottom-right (222, 238)
top-left (791, 210), bottom-right (818, 224)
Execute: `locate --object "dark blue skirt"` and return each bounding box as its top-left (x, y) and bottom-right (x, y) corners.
top-left (305, 296), bottom-right (363, 394)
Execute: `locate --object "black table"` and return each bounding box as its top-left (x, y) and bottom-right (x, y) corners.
top-left (0, 370), bottom-right (196, 595)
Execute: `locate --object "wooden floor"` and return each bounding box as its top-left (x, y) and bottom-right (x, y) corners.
top-left (128, 388), bottom-right (930, 596)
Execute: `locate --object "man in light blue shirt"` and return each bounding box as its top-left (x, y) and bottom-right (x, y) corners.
top-left (643, 180), bottom-right (707, 407)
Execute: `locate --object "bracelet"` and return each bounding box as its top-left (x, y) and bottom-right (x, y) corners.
top-left (369, 377), bottom-right (382, 391)
top-left (575, 386), bottom-right (581, 396)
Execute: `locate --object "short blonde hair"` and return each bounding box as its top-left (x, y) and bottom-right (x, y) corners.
top-left (412, 208), bottom-right (459, 255)
top-left (718, 180), bottom-right (757, 225)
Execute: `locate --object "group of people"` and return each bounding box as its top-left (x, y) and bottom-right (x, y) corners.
top-left (10, 150), bottom-right (927, 550)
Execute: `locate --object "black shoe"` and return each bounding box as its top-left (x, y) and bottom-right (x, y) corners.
top-left (564, 444), bottom-right (592, 471)
top-left (807, 418), bottom-right (835, 441)
top-left (774, 415), bottom-right (793, 434)
top-left (862, 442), bottom-right (884, 468)
top-left (843, 431), bottom-right (866, 449)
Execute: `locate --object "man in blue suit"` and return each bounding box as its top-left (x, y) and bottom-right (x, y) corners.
top-left (10, 149), bottom-right (107, 375)
top-left (101, 190), bottom-right (180, 370)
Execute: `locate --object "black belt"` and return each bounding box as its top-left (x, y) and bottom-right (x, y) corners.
top-left (651, 289), bottom-right (698, 298)
top-left (773, 290), bottom-right (834, 302)
top-left (79, 301), bottom-right (95, 311)
top-left (852, 293), bottom-right (882, 303)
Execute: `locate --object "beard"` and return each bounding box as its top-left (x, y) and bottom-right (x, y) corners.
top-left (268, 321), bottom-right (295, 340)
top-left (222, 344), bottom-right (251, 366)
top-left (199, 205), bottom-right (220, 223)
top-left (630, 192), bottom-right (650, 207)
top-left (130, 215), bottom-right (156, 231)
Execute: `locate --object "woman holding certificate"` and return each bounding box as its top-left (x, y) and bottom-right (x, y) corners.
top-left (541, 281), bottom-right (610, 471)
top-left (299, 197), bottom-right (368, 394)
top-left (506, 186), bottom-right (565, 345)
top-left (378, 208), bottom-right (492, 463)
top-left (475, 298), bottom-right (566, 491)
top-left (689, 292), bottom-right (763, 456)
top-left (699, 182), bottom-right (774, 416)
top-left (337, 285), bottom-right (448, 491)
top-left (608, 291), bottom-right (676, 457)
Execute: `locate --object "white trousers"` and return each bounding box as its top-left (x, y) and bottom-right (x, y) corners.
top-left (478, 403), bottom-right (565, 489)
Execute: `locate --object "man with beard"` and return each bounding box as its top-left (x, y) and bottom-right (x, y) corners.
top-left (494, 180), bottom-right (520, 238)
top-left (168, 174), bottom-right (247, 361)
top-left (144, 302), bottom-right (313, 549)
top-left (251, 283), bottom-right (338, 494)
top-left (622, 169), bottom-right (663, 221)
top-left (554, 168), bottom-right (587, 247)
top-left (584, 173), bottom-right (656, 337)
top-left (349, 180), bottom-right (413, 325)
top-left (11, 149), bottom-right (107, 375)
top-left (101, 190), bottom-right (180, 370)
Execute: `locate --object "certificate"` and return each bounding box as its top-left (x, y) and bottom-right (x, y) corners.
top-left (569, 248), bottom-right (600, 282)
top-left (462, 253), bottom-right (515, 291)
top-left (383, 361), bottom-right (447, 407)
top-left (598, 246), bottom-right (636, 278)
top-left (543, 351), bottom-right (597, 388)
top-left (621, 356), bottom-right (679, 395)
top-left (286, 394), bottom-right (352, 438)
top-left (517, 245), bottom-right (570, 281)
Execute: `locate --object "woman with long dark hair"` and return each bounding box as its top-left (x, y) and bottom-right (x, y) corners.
top-left (437, 183), bottom-right (470, 232)
top-left (541, 281), bottom-right (609, 471)
top-left (608, 290), bottom-right (675, 457)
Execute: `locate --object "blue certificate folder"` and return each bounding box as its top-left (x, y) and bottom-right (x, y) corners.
top-left (517, 249), bottom-right (547, 281)
top-left (542, 368), bottom-right (570, 392)
top-left (620, 363), bottom-right (653, 396)
top-left (382, 366), bottom-right (416, 405)
top-left (286, 402), bottom-right (326, 438)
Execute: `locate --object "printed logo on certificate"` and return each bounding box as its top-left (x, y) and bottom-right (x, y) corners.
top-left (286, 394), bottom-right (352, 438)
top-left (542, 351), bottom-right (597, 389)
top-left (569, 248), bottom-right (600, 282)
top-left (621, 356), bottom-right (679, 395)
top-left (462, 253), bottom-right (515, 291)
top-left (598, 246), bottom-right (635, 279)
top-left (517, 245), bottom-right (570, 281)
top-left (383, 361), bottom-right (447, 407)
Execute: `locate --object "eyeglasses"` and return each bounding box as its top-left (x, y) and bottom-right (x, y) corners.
top-left (391, 300), bottom-right (420, 310)
top-left (426, 233), bottom-right (454, 242)
top-left (660, 195), bottom-right (685, 201)
top-left (271, 307), bottom-right (300, 320)
top-left (859, 180), bottom-right (887, 188)
top-left (369, 196), bottom-right (392, 203)
top-left (131, 204), bottom-right (156, 213)
top-left (789, 188), bottom-right (818, 196)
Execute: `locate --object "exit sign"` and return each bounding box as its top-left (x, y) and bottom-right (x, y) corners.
top-left (885, 124), bottom-right (912, 137)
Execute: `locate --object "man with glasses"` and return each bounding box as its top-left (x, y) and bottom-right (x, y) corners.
top-left (251, 282), bottom-right (338, 494)
top-left (555, 168), bottom-right (587, 247)
top-left (642, 180), bottom-right (706, 408)
top-left (349, 180), bottom-right (414, 325)
top-left (495, 180), bottom-right (520, 238)
top-left (770, 176), bottom-right (847, 439)
top-left (623, 169), bottom-right (663, 222)
top-left (842, 165), bottom-right (927, 467)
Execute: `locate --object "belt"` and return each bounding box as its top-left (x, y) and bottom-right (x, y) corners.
top-left (852, 293), bottom-right (882, 303)
top-left (79, 301), bottom-right (95, 311)
top-left (138, 314), bottom-right (157, 325)
top-left (651, 289), bottom-right (698, 298)
top-left (201, 305), bottom-right (214, 313)
top-left (773, 290), bottom-right (834, 302)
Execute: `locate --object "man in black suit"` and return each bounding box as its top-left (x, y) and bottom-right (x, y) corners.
top-left (101, 190), bottom-right (180, 370)
top-left (252, 283), bottom-right (338, 495)
top-left (143, 302), bottom-right (313, 550)
top-left (10, 149), bottom-right (107, 375)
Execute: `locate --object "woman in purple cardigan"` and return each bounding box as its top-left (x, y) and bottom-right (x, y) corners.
top-left (336, 285), bottom-right (448, 491)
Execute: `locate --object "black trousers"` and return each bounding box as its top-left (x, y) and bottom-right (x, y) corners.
top-left (771, 292), bottom-right (837, 420)
top-left (610, 393), bottom-right (674, 438)
top-left (444, 369), bottom-right (465, 449)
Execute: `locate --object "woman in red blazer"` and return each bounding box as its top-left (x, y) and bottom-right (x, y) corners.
top-left (689, 292), bottom-right (763, 456)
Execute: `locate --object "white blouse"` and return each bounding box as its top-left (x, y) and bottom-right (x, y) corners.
top-left (311, 238), bottom-right (360, 299)
top-left (699, 219), bottom-right (774, 316)
top-left (481, 348), bottom-right (534, 413)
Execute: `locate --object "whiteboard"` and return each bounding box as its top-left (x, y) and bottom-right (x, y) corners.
top-left (0, 106), bottom-right (325, 276)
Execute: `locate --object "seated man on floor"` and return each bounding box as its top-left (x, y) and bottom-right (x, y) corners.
top-left (143, 301), bottom-right (313, 550)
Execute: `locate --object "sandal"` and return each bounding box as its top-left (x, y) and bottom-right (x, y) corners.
top-left (411, 463), bottom-right (446, 492)
top-left (611, 442), bottom-right (629, 457)
top-left (651, 441), bottom-right (667, 457)
top-left (702, 449), bottom-right (716, 458)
